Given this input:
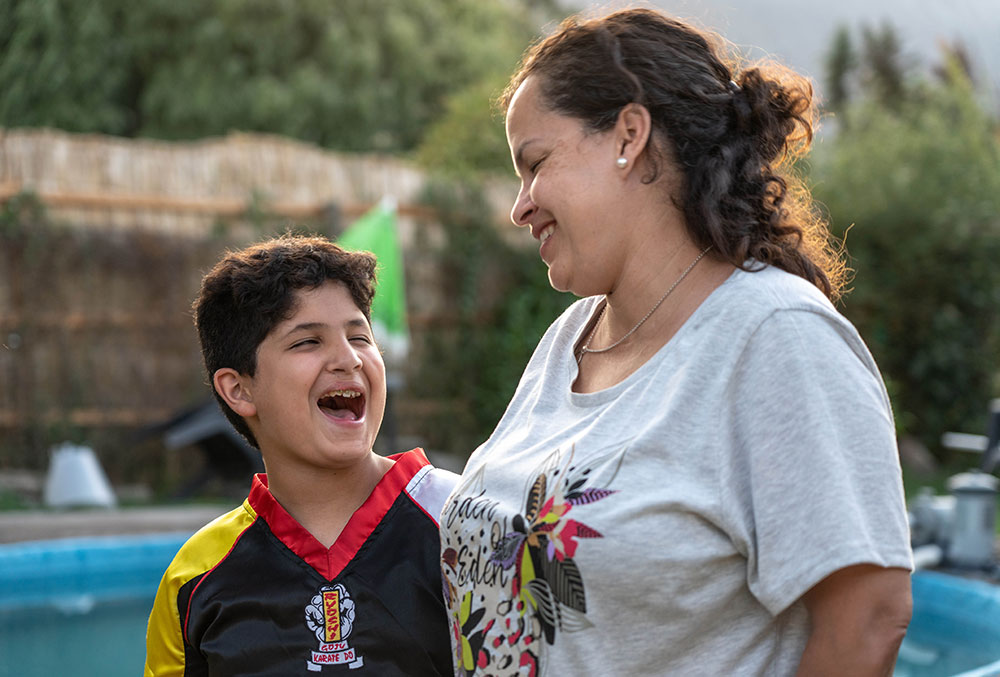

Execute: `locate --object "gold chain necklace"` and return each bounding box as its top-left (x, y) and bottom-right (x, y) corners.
top-left (577, 246), bottom-right (712, 363)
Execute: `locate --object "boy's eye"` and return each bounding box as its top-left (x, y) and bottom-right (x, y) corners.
top-left (350, 335), bottom-right (373, 345)
top-left (529, 158), bottom-right (543, 173)
top-left (292, 338), bottom-right (319, 348)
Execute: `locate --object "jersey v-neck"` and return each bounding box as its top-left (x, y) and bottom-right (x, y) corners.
top-left (245, 449), bottom-right (431, 580)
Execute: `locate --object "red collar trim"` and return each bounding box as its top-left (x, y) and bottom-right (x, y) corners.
top-left (247, 449), bottom-right (430, 580)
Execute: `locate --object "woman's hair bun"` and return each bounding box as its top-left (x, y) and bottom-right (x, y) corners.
top-left (732, 66), bottom-right (815, 165)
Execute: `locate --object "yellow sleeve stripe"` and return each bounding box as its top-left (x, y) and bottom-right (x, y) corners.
top-left (144, 500), bottom-right (258, 677)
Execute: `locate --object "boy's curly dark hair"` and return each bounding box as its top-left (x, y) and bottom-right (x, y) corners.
top-left (500, 8), bottom-right (846, 300)
top-left (194, 234), bottom-right (377, 448)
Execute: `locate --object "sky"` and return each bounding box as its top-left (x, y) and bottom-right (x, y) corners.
top-left (563, 0), bottom-right (1000, 107)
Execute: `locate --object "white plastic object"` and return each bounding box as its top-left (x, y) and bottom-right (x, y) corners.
top-left (42, 443), bottom-right (117, 508)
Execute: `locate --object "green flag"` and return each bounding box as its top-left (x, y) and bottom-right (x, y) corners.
top-left (337, 201), bottom-right (409, 363)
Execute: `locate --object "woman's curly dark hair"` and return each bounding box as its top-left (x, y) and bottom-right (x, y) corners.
top-left (500, 8), bottom-right (846, 300)
top-left (194, 234), bottom-right (377, 448)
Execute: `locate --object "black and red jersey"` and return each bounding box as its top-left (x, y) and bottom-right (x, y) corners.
top-left (145, 449), bottom-right (457, 676)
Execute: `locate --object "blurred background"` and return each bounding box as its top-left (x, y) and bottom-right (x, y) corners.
top-left (0, 0), bottom-right (997, 509)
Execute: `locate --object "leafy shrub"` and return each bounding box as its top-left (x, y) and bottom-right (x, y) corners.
top-left (408, 179), bottom-right (571, 457)
top-left (810, 69), bottom-right (1000, 452)
top-left (0, 0), bottom-right (541, 152)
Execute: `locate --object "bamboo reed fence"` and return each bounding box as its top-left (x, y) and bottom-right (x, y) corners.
top-left (0, 128), bottom-right (518, 489)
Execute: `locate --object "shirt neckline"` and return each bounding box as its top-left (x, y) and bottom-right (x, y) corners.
top-left (246, 448), bottom-right (430, 580)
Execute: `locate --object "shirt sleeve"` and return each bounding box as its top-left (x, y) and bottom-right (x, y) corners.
top-left (144, 504), bottom-right (252, 676)
top-left (721, 308), bottom-right (913, 616)
top-left (144, 563), bottom-right (189, 677)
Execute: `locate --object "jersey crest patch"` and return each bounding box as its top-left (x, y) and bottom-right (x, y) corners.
top-left (305, 583), bottom-right (364, 670)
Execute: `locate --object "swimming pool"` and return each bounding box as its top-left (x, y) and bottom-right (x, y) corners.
top-left (896, 570), bottom-right (1000, 677)
top-left (2, 535), bottom-right (1000, 676)
top-left (0, 533), bottom-right (188, 677)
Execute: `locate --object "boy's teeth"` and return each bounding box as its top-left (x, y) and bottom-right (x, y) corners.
top-left (324, 389), bottom-right (360, 398)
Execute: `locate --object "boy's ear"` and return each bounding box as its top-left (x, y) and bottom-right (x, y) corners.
top-left (213, 368), bottom-right (257, 418)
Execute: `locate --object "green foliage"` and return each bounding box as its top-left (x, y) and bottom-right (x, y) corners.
top-left (824, 25), bottom-right (856, 115)
top-left (0, 0), bottom-right (131, 133)
top-left (414, 1), bottom-right (565, 179)
top-left (415, 73), bottom-right (514, 178)
top-left (822, 22), bottom-right (911, 115)
top-left (859, 22), bottom-right (908, 109)
top-left (409, 179), bottom-right (572, 456)
top-left (0, 0), bottom-right (539, 153)
top-left (0, 190), bottom-right (45, 235)
top-left (811, 65), bottom-right (1000, 452)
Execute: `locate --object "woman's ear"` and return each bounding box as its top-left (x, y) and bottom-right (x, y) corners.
top-left (614, 102), bottom-right (653, 172)
top-left (213, 368), bottom-right (257, 418)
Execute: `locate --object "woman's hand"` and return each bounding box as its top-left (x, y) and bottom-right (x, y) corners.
top-left (795, 564), bottom-right (912, 676)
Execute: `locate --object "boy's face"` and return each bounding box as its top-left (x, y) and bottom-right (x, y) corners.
top-left (241, 281), bottom-right (387, 473)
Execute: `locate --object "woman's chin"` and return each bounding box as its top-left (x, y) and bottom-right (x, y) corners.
top-left (546, 269), bottom-right (572, 294)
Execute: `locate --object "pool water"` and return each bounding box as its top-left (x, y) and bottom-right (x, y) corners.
top-left (0, 533), bottom-right (187, 677)
top-left (0, 596), bottom-right (153, 677)
top-left (894, 571), bottom-right (1000, 677)
top-left (3, 535), bottom-right (1000, 676)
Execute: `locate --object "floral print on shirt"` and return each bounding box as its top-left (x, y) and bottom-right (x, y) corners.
top-left (441, 445), bottom-right (623, 676)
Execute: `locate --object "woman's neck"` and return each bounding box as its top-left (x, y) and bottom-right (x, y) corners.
top-left (599, 229), bottom-right (703, 339)
top-left (574, 240), bottom-right (734, 394)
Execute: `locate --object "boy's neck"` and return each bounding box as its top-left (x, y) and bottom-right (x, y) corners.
top-left (263, 452), bottom-right (395, 549)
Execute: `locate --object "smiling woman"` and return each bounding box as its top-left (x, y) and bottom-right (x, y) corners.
top-left (439, 7), bottom-right (912, 677)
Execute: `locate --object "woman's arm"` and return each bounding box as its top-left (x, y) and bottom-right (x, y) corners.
top-left (795, 564), bottom-right (912, 676)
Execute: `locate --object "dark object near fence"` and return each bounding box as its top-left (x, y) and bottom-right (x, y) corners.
top-left (146, 401), bottom-right (263, 498)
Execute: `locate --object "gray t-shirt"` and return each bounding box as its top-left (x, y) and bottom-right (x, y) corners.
top-left (440, 265), bottom-right (912, 676)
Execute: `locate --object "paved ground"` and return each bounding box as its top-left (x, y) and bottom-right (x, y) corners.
top-left (0, 505), bottom-right (230, 544)
top-left (0, 449), bottom-right (466, 545)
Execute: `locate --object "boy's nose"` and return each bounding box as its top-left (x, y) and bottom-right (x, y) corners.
top-left (326, 343), bottom-right (363, 373)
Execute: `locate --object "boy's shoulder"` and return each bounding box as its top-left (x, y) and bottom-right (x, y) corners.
top-left (163, 501), bottom-right (258, 588)
top-left (402, 460), bottom-right (460, 526)
top-left (389, 448), bottom-right (460, 525)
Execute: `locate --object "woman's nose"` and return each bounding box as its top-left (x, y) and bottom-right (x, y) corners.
top-left (510, 187), bottom-right (535, 227)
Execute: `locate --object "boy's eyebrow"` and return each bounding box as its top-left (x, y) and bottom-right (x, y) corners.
top-left (281, 318), bottom-right (369, 338)
top-left (282, 322), bottom-right (327, 338)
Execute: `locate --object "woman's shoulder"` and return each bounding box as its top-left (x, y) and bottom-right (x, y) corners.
top-left (713, 264), bottom-right (876, 364)
top-left (685, 264), bottom-right (862, 357)
top-left (723, 264), bottom-right (838, 317)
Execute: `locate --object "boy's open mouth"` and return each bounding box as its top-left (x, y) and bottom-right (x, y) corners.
top-left (317, 389), bottom-right (365, 421)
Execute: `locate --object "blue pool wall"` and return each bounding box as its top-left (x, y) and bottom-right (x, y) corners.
top-left (0, 533), bottom-right (188, 611)
top-left (5, 535), bottom-right (1000, 677)
top-left (909, 570), bottom-right (1000, 677)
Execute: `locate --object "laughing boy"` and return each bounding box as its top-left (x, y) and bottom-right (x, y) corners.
top-left (145, 235), bottom-right (457, 676)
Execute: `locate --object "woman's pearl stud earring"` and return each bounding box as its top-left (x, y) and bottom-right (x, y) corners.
top-left (616, 157), bottom-right (628, 169)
